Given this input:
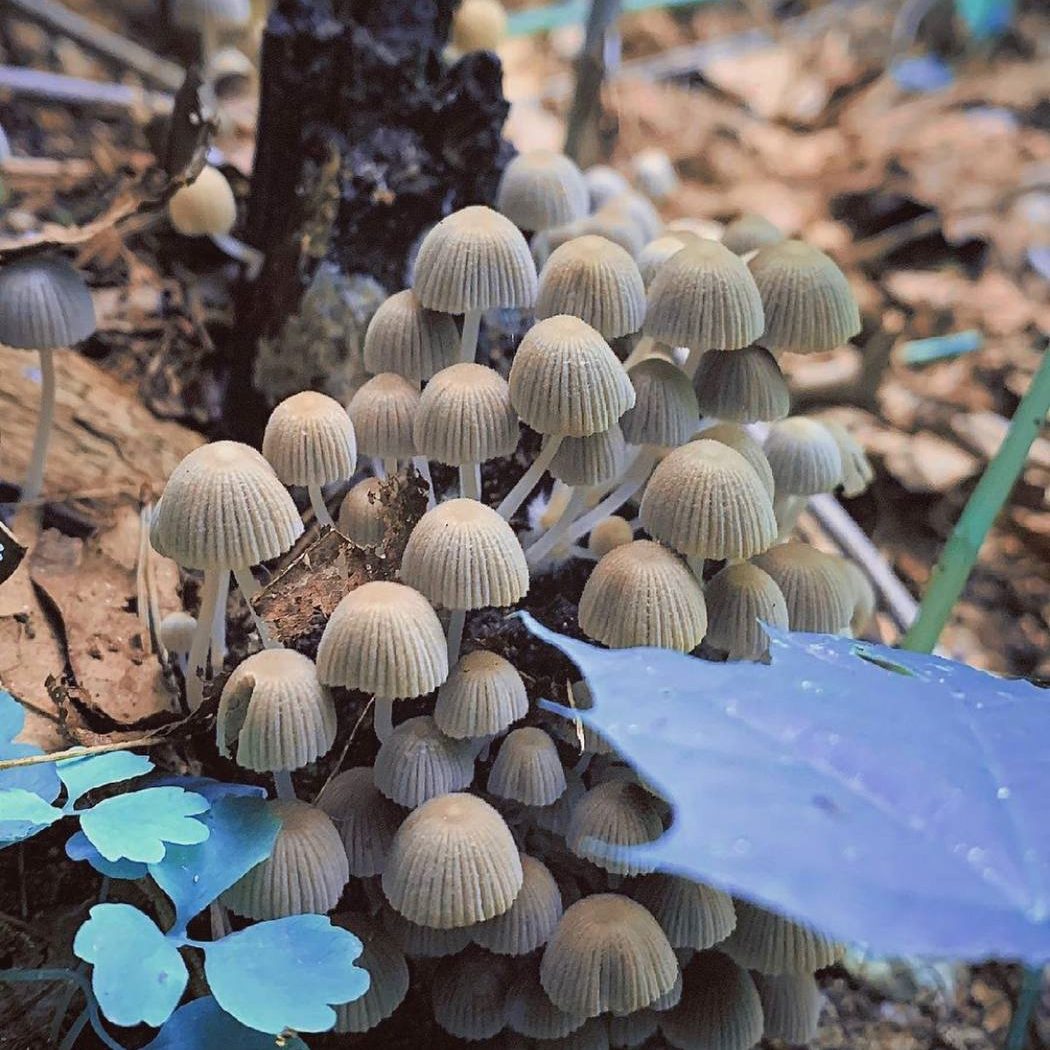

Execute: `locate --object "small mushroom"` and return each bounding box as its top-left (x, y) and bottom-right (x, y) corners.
top-left (497, 151), bottom-right (590, 234)
top-left (587, 516), bottom-right (634, 559)
top-left (703, 560), bottom-right (789, 661)
top-left (836, 556), bottom-right (877, 636)
top-left (818, 416), bottom-right (875, 497)
top-left (450, 0), bottom-right (508, 53)
top-left (432, 946), bottom-right (514, 1040)
top-left (764, 417), bottom-right (844, 538)
top-left (332, 912), bottom-right (410, 1034)
top-left (472, 852), bottom-right (563, 956)
top-left (506, 961), bottom-right (588, 1039)
top-left (583, 165), bottom-right (631, 211)
top-left (627, 874), bottom-right (736, 952)
top-left (720, 214), bottom-right (784, 256)
top-left (630, 148), bottom-right (677, 201)
top-left (158, 610), bottom-right (196, 673)
top-left (721, 899), bottom-right (843, 974)
top-left (487, 727), bottom-right (566, 807)
top-left (692, 345), bottom-right (790, 423)
top-left (580, 208), bottom-right (647, 260)
top-left (434, 649), bottom-right (529, 740)
top-left (347, 372), bottom-right (420, 479)
top-left (381, 902), bottom-right (473, 958)
top-left (566, 781), bottom-right (665, 876)
top-left (637, 235), bottom-right (686, 290)
top-left (363, 288), bottom-right (459, 383)
top-left (315, 767), bottom-right (404, 877)
top-left (168, 165), bottom-right (236, 238)
top-left (751, 541), bottom-right (854, 634)
top-left (528, 766), bottom-right (586, 837)
top-left (373, 715), bottom-right (476, 808)
top-left (751, 972), bottom-right (823, 1044)
top-left (693, 422), bottom-right (775, 500)
top-left (604, 192), bottom-right (662, 244)
top-left (337, 477), bottom-right (387, 547)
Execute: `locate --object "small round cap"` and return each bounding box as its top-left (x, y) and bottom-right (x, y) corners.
top-left (587, 516), bottom-right (634, 559)
top-left (347, 372), bottom-right (420, 460)
top-left (381, 903), bottom-right (472, 958)
top-left (498, 151), bottom-right (589, 232)
top-left (316, 767), bottom-right (403, 877)
top-left (0, 255), bottom-right (96, 350)
top-left (432, 947), bottom-right (514, 1040)
top-left (337, 477), bottom-right (387, 547)
top-left (837, 556), bottom-right (876, 635)
top-left (582, 209), bottom-right (646, 259)
top-left (621, 358), bottom-right (700, 448)
top-left (414, 205), bottom-right (538, 313)
top-left (505, 960), bottom-right (588, 1038)
top-left (752, 972), bottom-right (822, 1044)
top-left (151, 441), bottom-right (304, 570)
top-left (751, 541), bottom-right (854, 633)
top-left (262, 390), bottom-right (357, 487)
top-left (333, 912), bottom-right (409, 1033)
top-left (694, 423), bottom-right (775, 500)
top-left (551, 424), bottom-right (628, 488)
top-left (168, 165), bottom-right (237, 237)
top-left (373, 715), bottom-right (475, 808)
top-left (473, 852), bottom-right (563, 955)
top-left (637, 235), bottom-right (686, 290)
top-left (158, 611), bottom-right (196, 655)
top-left (604, 192), bottom-right (663, 243)
top-left (628, 874), bottom-right (736, 952)
top-left (566, 781), bottom-right (665, 876)
top-left (720, 214), bottom-right (784, 257)
top-left (487, 727), bottom-right (566, 807)
top-left (631, 148), bottom-right (677, 201)
top-left (692, 345), bottom-right (790, 423)
top-left (451, 0), bottom-right (508, 52)
top-left (363, 289), bottom-right (459, 381)
top-left (584, 165), bottom-right (631, 210)
top-left (722, 899), bottom-right (843, 974)
top-left (819, 416), bottom-right (874, 497)
top-left (703, 561), bottom-right (789, 661)
top-left (434, 649), bottom-right (529, 739)
top-left (764, 417), bottom-right (843, 496)
top-left (528, 766), bottom-right (586, 837)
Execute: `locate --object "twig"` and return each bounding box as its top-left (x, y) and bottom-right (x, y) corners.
top-left (0, 735), bottom-right (166, 773)
top-left (311, 698), bottom-right (374, 804)
top-left (0, 970), bottom-right (126, 1050)
top-left (564, 0), bottom-right (622, 166)
top-left (0, 65), bottom-right (173, 115)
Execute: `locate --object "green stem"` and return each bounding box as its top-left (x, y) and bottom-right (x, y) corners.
top-left (1005, 964), bottom-right (1042, 1050)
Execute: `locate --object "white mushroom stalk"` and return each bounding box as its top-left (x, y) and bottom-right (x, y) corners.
top-left (496, 435), bottom-right (565, 521)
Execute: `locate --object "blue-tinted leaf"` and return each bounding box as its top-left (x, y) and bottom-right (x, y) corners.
top-left (890, 54), bottom-right (954, 93)
top-left (203, 915), bottom-right (369, 1034)
top-left (143, 997), bottom-right (310, 1050)
top-left (74, 903), bottom-right (188, 1028)
top-left (150, 775), bottom-right (266, 803)
top-left (57, 751), bottom-right (154, 805)
top-left (65, 829), bottom-right (149, 879)
top-left (524, 614), bottom-right (1050, 963)
top-left (0, 689), bottom-right (60, 802)
top-left (955, 0), bottom-right (1013, 37)
top-left (151, 796), bottom-right (282, 933)
top-left (80, 787), bottom-right (209, 863)
top-left (0, 788), bottom-right (63, 845)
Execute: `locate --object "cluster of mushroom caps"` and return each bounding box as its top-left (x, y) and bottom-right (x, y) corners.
top-left (148, 149), bottom-right (879, 1046)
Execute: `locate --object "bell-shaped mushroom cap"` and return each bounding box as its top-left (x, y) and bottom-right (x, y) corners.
top-left (584, 165), bottom-right (631, 211)
top-left (720, 214), bottom-right (784, 257)
top-left (151, 441), bottom-right (304, 570)
top-left (401, 499), bottom-right (529, 610)
top-left (621, 358), bottom-right (700, 448)
top-left (631, 147), bottom-right (678, 200)
top-left (703, 561), bottom-right (789, 661)
top-left (373, 715), bottom-right (476, 808)
top-left (640, 441), bottom-right (777, 560)
top-left (451, 0), bottom-right (508, 52)
top-left (628, 874), bottom-right (736, 952)
top-left (540, 894), bottom-right (679, 1017)
top-left (473, 853), bottom-right (563, 955)
top-left (363, 289), bottom-right (459, 381)
top-left (694, 423), bottom-right (775, 500)
top-left (488, 727), bottom-right (566, 807)
top-left (579, 540), bottom-right (707, 652)
top-left (435, 649), bottom-right (529, 739)
top-left (167, 165), bottom-right (237, 237)
top-left (608, 1009), bottom-right (659, 1049)
top-left (536, 236), bottom-right (646, 339)
top-left (644, 240), bottom-right (764, 352)
top-left (566, 781), bottom-right (664, 876)
top-left (498, 151), bottom-right (590, 233)
top-left (338, 476), bottom-right (387, 547)
top-left (414, 362), bottom-right (519, 466)
top-left (722, 900), bottom-right (843, 974)
top-left (347, 372), bottom-right (420, 460)
top-left (217, 648), bottom-right (336, 773)
top-left (752, 972), bottom-right (822, 1044)
top-left (529, 766), bottom-right (586, 836)
top-left (381, 902), bottom-right (473, 957)
top-left (316, 580), bottom-right (449, 697)
top-left (0, 255), bottom-right (96, 350)
top-left (637, 235), bottom-right (686, 290)
top-left (692, 345), bottom-right (790, 423)
top-left (583, 209), bottom-right (647, 260)
top-left (748, 240), bottom-right (861, 353)
top-left (764, 417), bottom-right (843, 496)
top-left (660, 951), bottom-right (763, 1050)
top-left (433, 947), bottom-right (514, 1040)
top-left (333, 912), bottom-right (410, 1033)
top-left (837, 556), bottom-right (876, 635)
top-left (158, 610), bottom-right (196, 655)
top-left (316, 767), bottom-right (403, 877)
top-left (588, 516), bottom-right (634, 559)
top-left (382, 792), bottom-right (524, 928)
top-left (414, 205), bottom-right (538, 314)
top-left (604, 192), bottom-right (663, 244)
top-left (221, 799), bottom-right (348, 919)
top-left (506, 960), bottom-right (588, 1038)
top-left (262, 390), bottom-right (357, 487)
top-left (751, 541), bottom-right (854, 633)
top-left (819, 417), bottom-right (874, 497)
top-left (509, 316), bottom-right (635, 438)
top-left (551, 424), bottom-right (628, 487)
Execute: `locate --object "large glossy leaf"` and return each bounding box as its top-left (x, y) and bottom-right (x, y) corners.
top-left (203, 915), bottom-right (369, 1034)
top-left (0, 689), bottom-right (60, 802)
top-left (57, 751), bottom-right (154, 805)
top-left (0, 788), bottom-right (63, 844)
top-left (74, 903), bottom-right (188, 1027)
top-left (143, 997), bottom-right (309, 1050)
top-left (79, 786), bottom-right (209, 863)
top-left (524, 615), bottom-right (1050, 963)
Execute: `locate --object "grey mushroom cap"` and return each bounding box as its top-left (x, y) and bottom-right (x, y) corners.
top-left (0, 256), bottom-right (96, 350)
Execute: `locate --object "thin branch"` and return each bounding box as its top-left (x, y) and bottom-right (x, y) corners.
top-left (0, 736), bottom-right (166, 773)
top-left (0, 65), bottom-right (173, 115)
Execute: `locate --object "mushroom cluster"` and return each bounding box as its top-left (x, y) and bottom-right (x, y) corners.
top-left (144, 153), bottom-right (880, 1046)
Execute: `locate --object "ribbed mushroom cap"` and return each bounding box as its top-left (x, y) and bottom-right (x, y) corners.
top-left (498, 152), bottom-right (590, 233)
top-left (381, 902), bottom-right (473, 957)
top-left (167, 165), bottom-right (237, 237)
top-left (451, 0), bottom-right (508, 52)
top-left (540, 894), bottom-right (679, 1017)
top-left (333, 912), bottom-right (410, 1034)
top-left (506, 960), bottom-right (588, 1038)
top-left (584, 165), bottom-right (632, 210)
top-left (337, 477), bottom-right (387, 547)
top-left (751, 541), bottom-right (854, 633)
top-left (694, 423), bottom-right (775, 500)
top-left (637, 235), bottom-right (686, 290)
top-left (262, 390), bottom-right (357, 487)
top-left (509, 316), bottom-right (635, 438)
top-left (587, 516), bottom-right (634, 559)
top-left (722, 900), bottom-right (843, 974)
top-left (764, 417), bottom-right (843, 496)
top-left (221, 799), bottom-right (348, 919)
top-left (621, 358), bottom-right (700, 448)
top-left (628, 875), bottom-right (736, 952)
top-left (0, 255), bottom-right (96, 349)
top-left (583, 210), bottom-right (646, 260)
top-left (692, 345), bottom-right (790, 423)
top-left (749, 240), bottom-right (861, 353)
top-left (473, 853), bottom-right (563, 955)
top-left (752, 972), bottom-right (822, 1044)
top-left (414, 205), bottom-right (538, 314)
top-left (158, 611), bottom-right (196, 655)
top-left (435, 650), bottom-right (529, 739)
top-left (660, 951), bottom-right (763, 1050)
top-left (363, 289), bottom-right (460, 381)
top-left (400, 499), bottom-right (529, 610)
top-left (217, 648), bottom-right (336, 773)
top-left (703, 561), bottom-right (789, 661)
top-left (151, 441), bottom-right (304, 570)
top-left (819, 417), bottom-right (874, 497)
top-left (536, 236), bottom-right (646, 339)
top-left (644, 240), bottom-right (764, 352)
top-left (529, 767), bottom-right (586, 836)
top-left (550, 424), bottom-right (628, 487)
top-left (488, 728), bottom-right (566, 807)
top-left (383, 792), bottom-right (524, 928)
top-left (566, 781), bottom-right (665, 876)
top-left (608, 1009), bottom-right (659, 1049)
top-left (837, 556), bottom-right (876, 635)
top-left (347, 372), bottom-right (420, 459)
top-left (433, 947), bottom-right (515, 1040)
top-left (414, 363), bottom-right (519, 466)
top-left (604, 192), bottom-right (663, 244)
top-left (720, 214), bottom-right (784, 257)
top-left (373, 715), bottom-right (476, 808)
top-left (316, 767), bottom-right (403, 877)
top-left (579, 540), bottom-right (707, 652)
top-left (640, 442), bottom-right (777, 560)
top-left (316, 580), bottom-right (449, 698)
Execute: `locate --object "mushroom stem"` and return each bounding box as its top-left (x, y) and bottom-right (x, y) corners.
top-left (459, 461), bottom-right (482, 501)
top-left (209, 570), bottom-right (230, 671)
top-left (21, 346), bottom-right (57, 506)
top-left (233, 565), bottom-right (279, 649)
top-left (272, 769), bottom-right (296, 801)
top-left (572, 751), bottom-right (593, 777)
top-left (683, 346), bottom-right (705, 379)
top-left (210, 234), bottom-right (264, 279)
top-left (446, 608), bottom-right (467, 666)
top-left (496, 433), bottom-right (565, 521)
top-left (412, 456), bottom-right (437, 510)
top-left (773, 493), bottom-right (805, 540)
top-left (186, 568), bottom-right (221, 709)
top-left (383, 457), bottom-right (399, 479)
top-left (209, 900), bottom-right (230, 940)
top-left (460, 307), bottom-right (483, 364)
top-left (525, 486), bottom-right (589, 566)
top-left (560, 446), bottom-right (658, 547)
top-left (374, 696), bottom-right (394, 743)
top-left (308, 484), bottom-right (333, 528)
